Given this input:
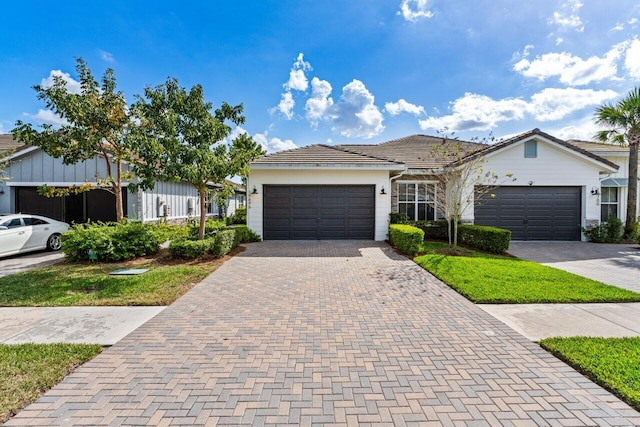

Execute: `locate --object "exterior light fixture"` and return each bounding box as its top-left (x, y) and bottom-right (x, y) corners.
top-left (380, 186), bottom-right (386, 195)
top-left (0, 186), bottom-right (4, 195)
top-left (252, 186), bottom-right (258, 195)
top-left (591, 187), bottom-right (600, 196)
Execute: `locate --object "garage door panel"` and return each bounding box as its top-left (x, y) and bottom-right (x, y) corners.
top-left (475, 186), bottom-right (581, 241)
top-left (263, 185), bottom-right (375, 240)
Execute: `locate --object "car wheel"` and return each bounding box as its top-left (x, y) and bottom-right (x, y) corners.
top-left (47, 233), bottom-right (62, 251)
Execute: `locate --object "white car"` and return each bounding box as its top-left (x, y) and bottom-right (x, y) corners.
top-left (0, 214), bottom-right (69, 258)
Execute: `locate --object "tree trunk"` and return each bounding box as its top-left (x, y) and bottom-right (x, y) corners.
top-left (114, 160), bottom-right (124, 222)
top-left (624, 141), bottom-right (638, 239)
top-left (198, 187), bottom-right (207, 240)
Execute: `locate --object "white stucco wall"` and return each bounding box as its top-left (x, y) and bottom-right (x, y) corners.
top-left (473, 136), bottom-right (615, 235)
top-left (599, 154), bottom-right (639, 224)
top-left (247, 168), bottom-right (392, 241)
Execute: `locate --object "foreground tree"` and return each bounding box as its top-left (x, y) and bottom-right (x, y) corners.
top-left (433, 137), bottom-right (513, 250)
top-left (12, 58), bottom-right (157, 221)
top-left (595, 87), bottom-right (640, 240)
top-left (134, 78), bottom-right (264, 239)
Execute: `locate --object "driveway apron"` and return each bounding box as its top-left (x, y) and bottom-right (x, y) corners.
top-left (7, 241), bottom-right (639, 426)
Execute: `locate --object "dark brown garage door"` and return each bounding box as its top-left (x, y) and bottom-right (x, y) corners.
top-left (263, 185), bottom-right (375, 240)
top-left (474, 186), bottom-right (581, 241)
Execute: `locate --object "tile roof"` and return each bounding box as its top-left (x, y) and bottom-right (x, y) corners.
top-left (0, 134), bottom-right (27, 153)
top-left (460, 129), bottom-right (619, 171)
top-left (251, 144), bottom-right (405, 168)
top-left (339, 134), bottom-right (484, 170)
top-left (567, 139), bottom-right (630, 153)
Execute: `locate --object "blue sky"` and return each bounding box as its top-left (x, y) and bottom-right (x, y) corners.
top-left (1, 1), bottom-right (639, 152)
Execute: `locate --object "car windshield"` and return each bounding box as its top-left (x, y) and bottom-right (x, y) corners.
top-left (0, 218), bottom-right (23, 228)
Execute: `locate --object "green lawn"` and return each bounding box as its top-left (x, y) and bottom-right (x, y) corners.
top-left (541, 337), bottom-right (640, 411)
top-left (0, 260), bottom-right (219, 306)
top-left (414, 241), bottom-right (640, 303)
top-left (0, 343), bottom-right (102, 423)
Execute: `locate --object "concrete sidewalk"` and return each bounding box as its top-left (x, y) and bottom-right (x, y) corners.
top-left (0, 306), bottom-right (165, 345)
top-left (480, 303), bottom-right (640, 341)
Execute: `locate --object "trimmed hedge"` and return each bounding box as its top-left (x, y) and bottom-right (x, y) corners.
top-left (458, 224), bottom-right (511, 254)
top-left (228, 224), bottom-right (262, 246)
top-left (389, 224), bottom-right (425, 255)
top-left (168, 238), bottom-right (214, 259)
top-left (414, 220), bottom-right (450, 240)
top-left (62, 221), bottom-right (160, 262)
top-left (210, 229), bottom-right (235, 257)
top-left (189, 218), bottom-right (226, 238)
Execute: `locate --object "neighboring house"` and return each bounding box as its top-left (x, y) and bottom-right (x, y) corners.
top-left (0, 134), bottom-right (245, 223)
top-left (247, 129), bottom-right (636, 241)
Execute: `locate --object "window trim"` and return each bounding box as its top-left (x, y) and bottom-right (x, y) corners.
top-left (524, 140), bottom-right (537, 158)
top-left (397, 181), bottom-right (438, 221)
top-left (600, 186), bottom-right (619, 222)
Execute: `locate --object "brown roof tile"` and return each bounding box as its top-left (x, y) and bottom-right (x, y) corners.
top-left (252, 144), bottom-right (405, 168)
top-left (567, 139), bottom-right (630, 153)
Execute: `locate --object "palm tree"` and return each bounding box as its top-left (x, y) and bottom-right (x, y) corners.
top-left (595, 87), bottom-right (640, 240)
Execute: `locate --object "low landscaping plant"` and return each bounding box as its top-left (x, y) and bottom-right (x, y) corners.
top-left (226, 206), bottom-right (247, 225)
top-left (541, 337), bottom-right (640, 411)
top-left (389, 212), bottom-right (409, 224)
top-left (582, 215), bottom-right (623, 243)
top-left (389, 224), bottom-right (424, 255)
top-left (210, 229), bottom-right (235, 257)
top-left (62, 221), bottom-right (160, 262)
top-left (188, 218), bottom-right (226, 238)
top-left (168, 237), bottom-right (214, 259)
top-left (414, 241), bottom-right (640, 303)
top-left (458, 224), bottom-right (511, 254)
top-left (0, 343), bottom-right (102, 423)
top-left (228, 224), bottom-right (261, 246)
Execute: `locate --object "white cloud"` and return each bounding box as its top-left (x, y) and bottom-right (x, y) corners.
top-left (611, 23), bottom-right (625, 32)
top-left (25, 109), bottom-right (69, 126)
top-left (330, 80), bottom-right (385, 139)
top-left (547, 0), bottom-right (584, 32)
top-left (385, 99), bottom-right (425, 116)
top-left (419, 93), bottom-right (528, 132)
top-left (98, 50), bottom-right (115, 63)
top-left (399, 0), bottom-right (433, 22)
top-left (276, 92), bottom-right (295, 120)
top-left (40, 70), bottom-right (81, 94)
top-left (529, 88), bottom-right (618, 121)
top-left (624, 39), bottom-right (640, 79)
top-left (284, 53), bottom-right (312, 92)
top-left (305, 77), bottom-right (334, 126)
top-left (629, 18), bottom-right (638, 25)
top-left (513, 42), bottom-right (628, 86)
top-left (418, 88), bottom-right (618, 132)
top-left (253, 131), bottom-right (297, 153)
top-left (547, 115), bottom-right (601, 141)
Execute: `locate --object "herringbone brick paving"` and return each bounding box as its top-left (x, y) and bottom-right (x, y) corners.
top-left (6, 241), bottom-right (640, 426)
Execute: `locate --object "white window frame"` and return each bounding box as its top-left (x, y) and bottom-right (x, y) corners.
top-left (397, 181), bottom-right (438, 221)
top-left (600, 187), bottom-right (619, 222)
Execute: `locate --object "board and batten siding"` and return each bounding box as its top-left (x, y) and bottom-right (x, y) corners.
top-left (479, 137), bottom-right (607, 234)
top-left (247, 169), bottom-right (391, 241)
top-left (141, 180), bottom-right (202, 222)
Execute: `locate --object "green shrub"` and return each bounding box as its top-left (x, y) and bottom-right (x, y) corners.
top-left (414, 220), bottom-right (450, 240)
top-left (62, 221), bottom-right (160, 262)
top-left (227, 224), bottom-right (261, 246)
top-left (188, 218), bottom-right (226, 238)
top-left (151, 223), bottom-right (190, 242)
top-left (389, 224), bottom-right (424, 255)
top-left (458, 224), bottom-right (511, 254)
top-left (582, 216), bottom-right (623, 243)
top-left (168, 238), bottom-right (214, 259)
top-left (226, 206), bottom-right (247, 225)
top-left (389, 212), bottom-right (409, 224)
top-left (210, 229), bottom-right (236, 257)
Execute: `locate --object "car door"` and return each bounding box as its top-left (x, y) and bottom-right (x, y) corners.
top-left (0, 218), bottom-right (28, 256)
top-left (23, 216), bottom-right (49, 250)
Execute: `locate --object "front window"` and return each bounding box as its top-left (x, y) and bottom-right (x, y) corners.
top-left (601, 187), bottom-right (618, 222)
top-left (398, 182), bottom-right (436, 221)
top-left (524, 140), bottom-right (537, 158)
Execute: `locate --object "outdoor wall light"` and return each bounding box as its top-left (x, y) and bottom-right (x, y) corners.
top-left (380, 186), bottom-right (386, 195)
top-left (252, 186), bottom-right (258, 195)
top-left (591, 187), bottom-right (600, 196)
top-left (0, 186), bottom-right (4, 195)
top-left (528, 181), bottom-right (534, 186)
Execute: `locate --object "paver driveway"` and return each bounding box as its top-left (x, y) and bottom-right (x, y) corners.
top-left (8, 241), bottom-right (639, 426)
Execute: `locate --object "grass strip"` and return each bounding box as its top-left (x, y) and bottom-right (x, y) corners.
top-left (0, 343), bottom-right (102, 423)
top-left (414, 241), bottom-right (640, 303)
top-left (541, 336), bottom-right (640, 411)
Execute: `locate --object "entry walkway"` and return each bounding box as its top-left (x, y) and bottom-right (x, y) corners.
top-left (7, 241), bottom-right (639, 426)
